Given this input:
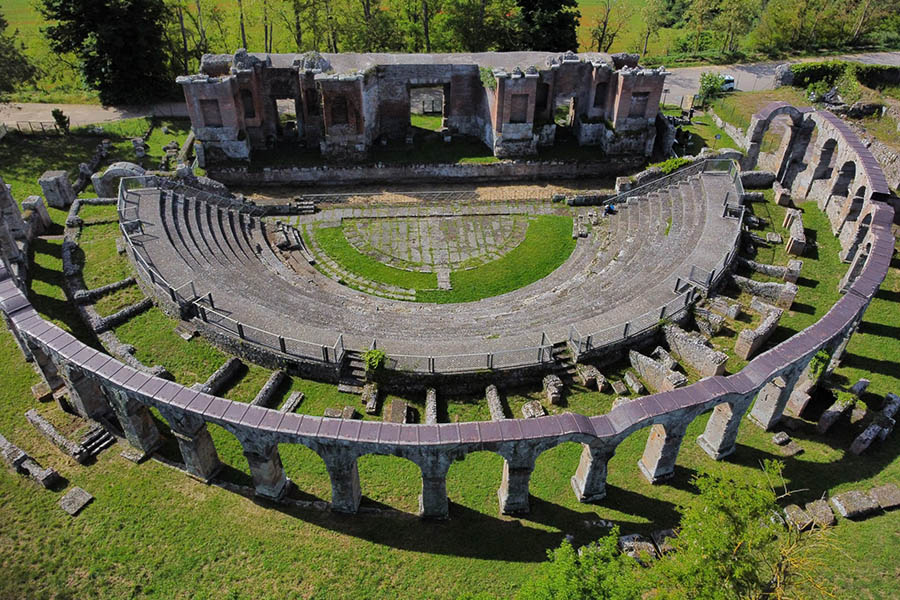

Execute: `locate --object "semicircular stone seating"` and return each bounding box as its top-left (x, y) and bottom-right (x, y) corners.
top-left (2, 105), bottom-right (894, 521)
top-left (123, 167), bottom-right (742, 368)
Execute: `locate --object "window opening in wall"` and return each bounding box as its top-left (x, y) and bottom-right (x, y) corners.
top-left (628, 92), bottom-right (650, 118)
top-left (199, 99), bottom-right (222, 127)
top-left (241, 89), bottom-right (256, 119)
top-left (410, 86), bottom-right (445, 132)
top-left (593, 82), bottom-right (607, 108)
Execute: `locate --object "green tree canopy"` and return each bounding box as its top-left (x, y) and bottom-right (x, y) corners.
top-left (0, 11), bottom-right (36, 98)
top-left (39, 0), bottom-right (175, 105)
top-left (517, 0), bottom-right (580, 51)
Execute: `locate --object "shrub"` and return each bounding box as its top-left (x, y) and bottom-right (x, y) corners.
top-left (51, 108), bottom-right (70, 134)
top-left (698, 72), bottom-right (726, 106)
top-left (479, 67), bottom-right (497, 91)
top-left (790, 60), bottom-right (848, 89)
top-left (363, 348), bottom-right (387, 373)
top-left (651, 157), bottom-right (693, 175)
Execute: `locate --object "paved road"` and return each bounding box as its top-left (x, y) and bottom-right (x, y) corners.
top-left (2, 51), bottom-right (899, 126)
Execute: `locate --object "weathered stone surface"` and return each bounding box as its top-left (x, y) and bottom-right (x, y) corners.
top-left (624, 372), bottom-right (645, 395)
top-left (387, 400), bottom-right (409, 424)
top-left (831, 490), bottom-right (880, 519)
top-left (362, 382), bottom-right (379, 415)
top-left (342, 406), bottom-right (359, 420)
top-left (543, 374), bottom-right (563, 405)
top-left (90, 162), bottom-right (145, 198)
top-left (773, 63), bottom-right (794, 87)
top-left (868, 484), bottom-right (900, 511)
top-left (817, 394), bottom-right (855, 434)
top-left (784, 259), bottom-right (802, 283)
top-left (196, 357), bottom-right (243, 395)
top-left (773, 181), bottom-right (792, 207)
top-left (784, 504), bottom-right (813, 530)
top-left (59, 487), bottom-right (93, 516)
top-left (576, 364), bottom-right (603, 390)
top-left (484, 384), bottom-right (505, 421)
top-left (849, 378), bottom-right (870, 396)
top-left (851, 395), bottom-right (900, 454)
top-left (25, 409), bottom-right (89, 464)
top-left (618, 534), bottom-right (658, 562)
top-left (323, 407), bottom-right (343, 418)
top-left (779, 440), bottom-right (804, 457)
top-left (766, 232), bottom-right (783, 243)
top-left (38, 170), bottom-right (75, 208)
top-left (425, 388), bottom-right (438, 424)
top-left (804, 499), bottom-right (836, 527)
top-left (612, 396), bottom-right (632, 409)
top-left (280, 391), bottom-right (304, 413)
top-left (783, 209), bottom-right (806, 256)
top-left (735, 299), bottom-right (783, 360)
top-left (31, 382), bottom-right (52, 402)
top-left (250, 369), bottom-right (286, 407)
top-left (521, 400), bottom-right (546, 419)
top-left (1, 433), bottom-right (61, 487)
top-left (732, 275), bottom-right (797, 309)
top-left (693, 307), bottom-right (724, 337)
top-left (740, 170), bottom-right (776, 189)
top-left (611, 380), bottom-right (628, 396)
top-left (663, 324), bottom-right (728, 377)
top-left (650, 529), bottom-right (677, 555)
top-left (772, 431), bottom-right (790, 446)
top-left (629, 350), bottom-right (686, 392)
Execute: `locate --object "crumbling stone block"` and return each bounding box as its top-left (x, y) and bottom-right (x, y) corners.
top-left (784, 259), bottom-right (802, 283)
top-left (31, 382), bottom-right (52, 402)
top-left (783, 209), bottom-right (806, 256)
top-left (280, 391), bottom-right (304, 413)
top-left (629, 350), bottom-right (686, 393)
top-left (486, 385), bottom-right (505, 421)
top-left (25, 409), bottom-right (89, 464)
top-left (779, 440), bottom-right (804, 457)
top-left (624, 372), bottom-right (644, 395)
top-left (38, 170), bottom-right (75, 208)
top-left (772, 431), bottom-right (790, 446)
top-left (521, 400), bottom-right (546, 419)
top-left (849, 378), bottom-right (870, 396)
top-left (804, 499), bottom-right (836, 527)
top-left (362, 382), bottom-right (379, 415)
top-left (662, 324), bottom-right (728, 377)
top-left (611, 380), bottom-right (628, 396)
top-left (543, 375), bottom-right (563, 405)
top-left (735, 299), bottom-right (783, 360)
top-left (576, 364), bottom-right (603, 391)
top-left (850, 393), bottom-right (899, 455)
top-left (817, 394), bottom-right (855, 434)
top-left (784, 504), bottom-right (813, 530)
top-left (831, 490), bottom-right (880, 519)
top-left (387, 400), bottom-right (408, 424)
top-left (618, 534), bottom-right (657, 563)
top-left (773, 181), bottom-right (791, 207)
top-left (425, 388), bottom-right (438, 424)
top-left (868, 484), bottom-right (900, 511)
top-left (250, 370), bottom-right (286, 408)
top-left (60, 487), bottom-right (93, 516)
top-left (323, 407), bottom-right (342, 418)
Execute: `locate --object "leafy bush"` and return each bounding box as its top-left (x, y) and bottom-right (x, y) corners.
top-left (807, 349), bottom-right (832, 380)
top-left (698, 72), bottom-right (726, 106)
top-left (51, 108), bottom-right (70, 134)
top-left (363, 349), bottom-right (387, 373)
top-left (790, 60), bottom-right (848, 89)
top-left (479, 67), bottom-right (497, 91)
top-left (650, 156), bottom-right (693, 175)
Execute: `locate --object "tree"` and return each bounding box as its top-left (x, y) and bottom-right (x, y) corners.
top-left (517, 0), bottom-right (580, 52)
top-left (0, 11), bottom-right (36, 98)
top-left (514, 527), bottom-right (643, 600)
top-left (434, 0), bottom-right (523, 52)
top-left (589, 0), bottom-right (632, 53)
top-left (639, 0), bottom-right (668, 56)
top-left (697, 71), bottom-right (726, 104)
top-left (40, 0), bottom-right (174, 105)
top-left (715, 0), bottom-right (760, 54)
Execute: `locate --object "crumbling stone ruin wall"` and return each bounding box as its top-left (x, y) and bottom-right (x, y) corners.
top-left (662, 324), bottom-right (727, 377)
top-left (178, 50), bottom-right (666, 164)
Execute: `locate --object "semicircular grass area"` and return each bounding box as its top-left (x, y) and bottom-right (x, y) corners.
top-left (312, 214), bottom-right (575, 303)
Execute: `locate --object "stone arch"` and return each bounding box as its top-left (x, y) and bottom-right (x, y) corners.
top-left (831, 160), bottom-right (857, 198)
top-left (356, 451), bottom-right (426, 513)
top-left (745, 103), bottom-right (811, 172)
top-left (840, 210), bottom-right (873, 263)
top-left (445, 449), bottom-right (505, 510)
top-left (90, 161), bottom-right (146, 198)
top-left (278, 442), bottom-right (332, 500)
top-left (812, 138), bottom-right (839, 181)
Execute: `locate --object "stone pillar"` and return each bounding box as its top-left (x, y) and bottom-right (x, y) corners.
top-left (38, 170), bottom-right (75, 209)
top-left (158, 406), bottom-right (222, 482)
top-left (498, 452), bottom-right (536, 515)
top-left (237, 437), bottom-right (289, 500)
top-left (3, 312), bottom-right (32, 362)
top-left (638, 421), bottom-right (689, 483)
top-left (416, 452), bottom-right (453, 519)
top-left (321, 448), bottom-right (361, 513)
top-left (58, 362), bottom-right (110, 420)
top-left (104, 386), bottom-right (161, 455)
top-left (571, 443), bottom-right (615, 502)
top-left (29, 342), bottom-right (64, 391)
top-left (748, 365), bottom-right (805, 431)
top-left (21, 196), bottom-right (53, 230)
top-left (697, 395), bottom-right (753, 459)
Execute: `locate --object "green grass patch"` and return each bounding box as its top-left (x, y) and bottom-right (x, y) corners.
top-left (677, 113), bottom-right (739, 155)
top-left (709, 87), bottom-right (811, 132)
top-left (410, 113), bottom-right (443, 131)
top-left (78, 222), bottom-right (133, 290)
top-left (92, 283), bottom-right (145, 318)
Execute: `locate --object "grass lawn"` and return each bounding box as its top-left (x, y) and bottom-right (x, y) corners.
top-left (410, 114), bottom-right (443, 131)
top-left (709, 87), bottom-right (811, 132)
top-left (676, 113), bottom-right (739, 155)
top-left (310, 215), bottom-right (576, 303)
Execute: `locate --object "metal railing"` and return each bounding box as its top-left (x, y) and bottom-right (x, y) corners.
top-left (295, 188), bottom-right (547, 206)
top-left (118, 164), bottom-right (742, 372)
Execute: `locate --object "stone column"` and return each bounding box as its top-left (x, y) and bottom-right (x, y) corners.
top-left (104, 386), bottom-right (161, 455)
top-left (239, 438), bottom-right (289, 500)
top-left (158, 406), bottom-right (222, 482)
top-left (571, 443), bottom-right (615, 502)
top-left (748, 365), bottom-right (806, 431)
top-left (697, 395), bottom-right (753, 459)
top-left (498, 451), bottom-right (536, 515)
top-left (416, 452), bottom-right (453, 519)
top-left (320, 447), bottom-right (361, 514)
top-left (58, 362), bottom-right (110, 420)
top-left (29, 342), bottom-right (64, 391)
top-left (638, 421), bottom-right (689, 483)
top-left (3, 313), bottom-right (32, 362)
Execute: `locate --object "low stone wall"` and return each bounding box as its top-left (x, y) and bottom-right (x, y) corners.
top-left (208, 156), bottom-right (646, 187)
top-left (735, 299), bottom-right (784, 360)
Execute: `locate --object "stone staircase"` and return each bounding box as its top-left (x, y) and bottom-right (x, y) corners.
top-left (338, 350), bottom-right (367, 394)
top-left (80, 423), bottom-right (117, 459)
